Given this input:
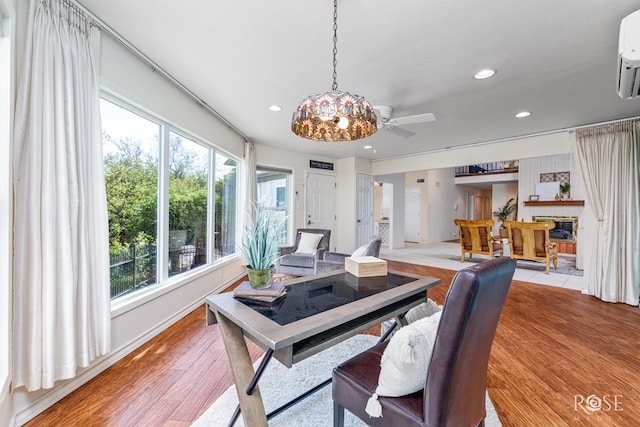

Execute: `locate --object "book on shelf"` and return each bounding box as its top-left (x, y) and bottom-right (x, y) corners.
top-left (233, 280), bottom-right (286, 298)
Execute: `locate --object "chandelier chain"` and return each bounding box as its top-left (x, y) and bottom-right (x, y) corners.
top-left (332, 0), bottom-right (338, 91)
top-left (291, 0), bottom-right (377, 141)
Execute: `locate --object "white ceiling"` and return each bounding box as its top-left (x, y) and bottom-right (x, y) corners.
top-left (77, 0), bottom-right (640, 161)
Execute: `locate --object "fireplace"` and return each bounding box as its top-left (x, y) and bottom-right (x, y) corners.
top-left (532, 216), bottom-right (578, 242)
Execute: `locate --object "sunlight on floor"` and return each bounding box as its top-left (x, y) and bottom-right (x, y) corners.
top-left (380, 242), bottom-right (585, 291)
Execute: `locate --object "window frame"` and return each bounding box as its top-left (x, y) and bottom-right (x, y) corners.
top-left (101, 92), bottom-right (241, 314)
top-left (256, 165), bottom-right (293, 246)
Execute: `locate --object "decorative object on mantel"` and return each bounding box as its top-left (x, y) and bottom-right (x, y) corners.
top-left (559, 182), bottom-right (571, 199)
top-left (239, 202), bottom-right (286, 289)
top-left (529, 195), bottom-right (539, 201)
top-left (291, 0), bottom-right (377, 142)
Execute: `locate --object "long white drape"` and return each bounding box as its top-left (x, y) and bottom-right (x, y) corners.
top-left (13, 0), bottom-right (111, 391)
top-left (245, 141), bottom-right (257, 208)
top-left (243, 141), bottom-right (257, 231)
top-left (574, 121), bottom-right (640, 306)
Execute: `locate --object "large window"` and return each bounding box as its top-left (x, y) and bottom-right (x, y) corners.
top-left (215, 153), bottom-right (237, 259)
top-left (101, 97), bottom-right (237, 299)
top-left (168, 132), bottom-right (209, 275)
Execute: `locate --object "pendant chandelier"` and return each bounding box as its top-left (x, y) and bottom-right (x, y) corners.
top-left (291, 0), bottom-right (377, 142)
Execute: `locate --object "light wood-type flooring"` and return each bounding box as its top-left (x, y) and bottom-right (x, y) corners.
top-left (26, 260), bottom-right (640, 426)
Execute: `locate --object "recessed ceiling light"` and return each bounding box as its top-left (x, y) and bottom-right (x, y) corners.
top-left (474, 69), bottom-right (496, 80)
top-left (515, 111), bottom-right (531, 118)
top-left (363, 145), bottom-right (372, 149)
top-left (268, 105), bottom-right (282, 112)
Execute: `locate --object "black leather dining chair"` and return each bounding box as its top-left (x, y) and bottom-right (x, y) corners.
top-left (332, 257), bottom-right (516, 427)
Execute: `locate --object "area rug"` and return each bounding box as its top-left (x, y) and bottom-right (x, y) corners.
top-left (192, 334), bottom-right (501, 426)
top-left (450, 254), bottom-right (582, 276)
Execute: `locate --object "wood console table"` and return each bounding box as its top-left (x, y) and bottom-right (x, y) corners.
top-left (206, 269), bottom-right (440, 426)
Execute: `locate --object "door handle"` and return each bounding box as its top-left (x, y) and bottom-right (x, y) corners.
top-left (307, 220), bottom-right (313, 225)
top-left (357, 219), bottom-right (362, 223)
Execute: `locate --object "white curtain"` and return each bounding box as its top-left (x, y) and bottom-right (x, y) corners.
top-left (243, 141), bottom-right (257, 228)
top-left (13, 0), bottom-right (110, 391)
top-left (574, 120), bottom-right (640, 306)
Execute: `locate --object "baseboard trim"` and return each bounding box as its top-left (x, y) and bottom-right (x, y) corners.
top-left (13, 271), bottom-right (244, 426)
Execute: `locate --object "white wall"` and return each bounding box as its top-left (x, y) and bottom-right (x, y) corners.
top-left (335, 158), bottom-right (356, 252)
top-left (517, 153), bottom-right (585, 220)
top-left (334, 157), bottom-right (373, 253)
top-left (404, 171), bottom-right (428, 243)
top-left (425, 168), bottom-right (460, 243)
top-left (374, 173), bottom-right (406, 249)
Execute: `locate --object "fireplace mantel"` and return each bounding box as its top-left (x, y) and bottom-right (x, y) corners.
top-left (523, 200), bottom-right (584, 207)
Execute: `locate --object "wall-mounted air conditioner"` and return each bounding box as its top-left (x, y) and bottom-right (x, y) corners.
top-left (618, 10), bottom-right (640, 99)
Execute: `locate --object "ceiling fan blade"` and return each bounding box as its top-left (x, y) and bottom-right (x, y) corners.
top-left (384, 125), bottom-right (415, 138)
top-left (390, 112), bottom-right (436, 126)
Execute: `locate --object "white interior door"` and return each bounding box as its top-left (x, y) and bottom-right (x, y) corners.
top-left (305, 172), bottom-right (335, 246)
top-left (405, 188), bottom-right (421, 242)
top-left (467, 194), bottom-right (475, 219)
top-left (356, 173), bottom-right (374, 247)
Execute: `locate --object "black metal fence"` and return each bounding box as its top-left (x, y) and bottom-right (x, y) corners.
top-left (110, 241), bottom-right (235, 299)
top-left (110, 244), bottom-right (157, 299)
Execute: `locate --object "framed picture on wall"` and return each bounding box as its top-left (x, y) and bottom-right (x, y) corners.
top-left (529, 195), bottom-right (539, 201)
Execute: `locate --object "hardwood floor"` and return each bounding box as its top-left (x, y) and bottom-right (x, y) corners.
top-left (26, 261), bottom-right (640, 426)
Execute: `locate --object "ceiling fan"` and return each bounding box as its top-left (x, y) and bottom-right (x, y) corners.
top-left (373, 105), bottom-right (436, 138)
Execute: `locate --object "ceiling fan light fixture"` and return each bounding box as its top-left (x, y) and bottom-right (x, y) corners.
top-left (291, 0), bottom-right (377, 142)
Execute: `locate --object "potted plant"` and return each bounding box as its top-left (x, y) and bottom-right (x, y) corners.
top-left (559, 182), bottom-right (570, 199)
top-left (493, 198), bottom-right (517, 237)
top-left (240, 202), bottom-right (285, 289)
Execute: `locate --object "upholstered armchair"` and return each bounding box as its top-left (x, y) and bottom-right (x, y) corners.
top-left (453, 218), bottom-right (503, 262)
top-left (315, 236), bottom-right (382, 273)
top-left (275, 228), bottom-right (331, 276)
top-left (332, 258), bottom-right (516, 427)
top-left (504, 220), bottom-right (558, 274)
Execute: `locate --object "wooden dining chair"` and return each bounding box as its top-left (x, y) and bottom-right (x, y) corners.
top-left (332, 257), bottom-right (516, 427)
top-left (504, 220), bottom-right (558, 274)
top-left (453, 219), bottom-right (503, 262)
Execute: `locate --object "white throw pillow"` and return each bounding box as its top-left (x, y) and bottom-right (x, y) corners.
top-left (351, 244), bottom-right (369, 257)
top-left (295, 232), bottom-right (324, 255)
top-left (405, 298), bottom-right (442, 324)
top-left (381, 298), bottom-right (442, 338)
top-left (365, 310), bottom-right (442, 418)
